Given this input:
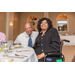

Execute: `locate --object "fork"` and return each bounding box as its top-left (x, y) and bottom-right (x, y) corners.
top-left (15, 54), bottom-right (28, 57)
top-left (16, 50), bottom-right (30, 52)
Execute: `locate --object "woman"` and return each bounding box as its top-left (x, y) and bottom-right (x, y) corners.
top-left (33, 17), bottom-right (60, 62)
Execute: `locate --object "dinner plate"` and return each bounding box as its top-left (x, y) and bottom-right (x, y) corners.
top-left (14, 45), bottom-right (22, 48)
top-left (14, 47), bottom-right (32, 52)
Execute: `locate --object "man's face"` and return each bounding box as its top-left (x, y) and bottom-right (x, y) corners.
top-left (24, 23), bottom-right (33, 35)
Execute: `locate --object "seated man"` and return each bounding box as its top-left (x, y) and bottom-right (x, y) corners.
top-left (0, 32), bottom-right (6, 42)
top-left (14, 23), bottom-right (38, 47)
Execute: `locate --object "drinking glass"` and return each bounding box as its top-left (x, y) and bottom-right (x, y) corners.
top-left (2, 42), bottom-right (9, 57)
top-left (8, 45), bottom-right (14, 53)
top-left (7, 40), bottom-right (14, 53)
top-left (7, 40), bottom-right (13, 48)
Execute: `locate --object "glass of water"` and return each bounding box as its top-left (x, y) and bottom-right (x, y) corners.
top-left (7, 40), bottom-right (14, 53)
top-left (2, 42), bottom-right (9, 57)
top-left (7, 40), bottom-right (13, 48)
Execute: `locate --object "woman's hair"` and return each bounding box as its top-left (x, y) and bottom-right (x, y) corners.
top-left (37, 17), bottom-right (53, 32)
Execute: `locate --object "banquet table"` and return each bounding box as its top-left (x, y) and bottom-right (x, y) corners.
top-left (0, 47), bottom-right (38, 62)
top-left (60, 35), bottom-right (75, 45)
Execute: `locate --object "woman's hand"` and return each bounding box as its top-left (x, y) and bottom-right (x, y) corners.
top-left (37, 52), bottom-right (45, 59)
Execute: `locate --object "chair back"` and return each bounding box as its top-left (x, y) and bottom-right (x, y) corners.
top-left (0, 32), bottom-right (6, 42)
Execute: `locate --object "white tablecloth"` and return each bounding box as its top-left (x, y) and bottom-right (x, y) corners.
top-left (0, 47), bottom-right (38, 62)
top-left (60, 35), bottom-right (75, 45)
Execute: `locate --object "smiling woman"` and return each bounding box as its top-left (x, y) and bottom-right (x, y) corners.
top-left (40, 20), bottom-right (48, 33)
top-left (33, 17), bottom-right (60, 62)
top-left (37, 17), bottom-right (53, 33)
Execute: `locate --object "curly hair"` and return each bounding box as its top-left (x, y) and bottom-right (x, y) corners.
top-left (37, 17), bottom-right (53, 33)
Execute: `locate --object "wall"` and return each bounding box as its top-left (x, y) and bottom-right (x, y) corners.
top-left (1, 12), bottom-right (75, 40)
top-left (49, 12), bottom-right (75, 35)
top-left (13, 12), bottom-right (20, 41)
top-left (19, 12), bottom-right (75, 35)
top-left (5, 12), bottom-right (20, 41)
top-left (8, 12), bottom-right (14, 40)
top-left (20, 12), bottom-right (44, 33)
top-left (0, 12), bottom-right (6, 34)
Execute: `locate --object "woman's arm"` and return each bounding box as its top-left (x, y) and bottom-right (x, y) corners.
top-left (60, 38), bottom-right (64, 44)
top-left (37, 52), bottom-right (45, 59)
top-left (37, 28), bottom-right (60, 60)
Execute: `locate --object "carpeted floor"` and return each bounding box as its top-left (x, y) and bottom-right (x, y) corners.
top-left (62, 45), bottom-right (75, 62)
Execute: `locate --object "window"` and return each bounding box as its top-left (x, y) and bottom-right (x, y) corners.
top-left (57, 14), bottom-right (68, 31)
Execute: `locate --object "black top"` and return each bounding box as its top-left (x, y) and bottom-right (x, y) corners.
top-left (33, 28), bottom-right (60, 55)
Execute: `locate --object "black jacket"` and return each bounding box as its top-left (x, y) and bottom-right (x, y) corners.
top-left (33, 28), bottom-right (60, 55)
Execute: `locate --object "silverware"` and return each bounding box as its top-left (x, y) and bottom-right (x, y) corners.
top-left (15, 54), bottom-right (28, 57)
top-left (16, 50), bottom-right (30, 52)
top-left (8, 56), bottom-right (24, 59)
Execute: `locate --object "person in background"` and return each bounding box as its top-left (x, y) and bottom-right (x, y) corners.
top-left (0, 32), bottom-right (6, 42)
top-left (14, 23), bottom-right (38, 47)
top-left (33, 17), bottom-right (60, 62)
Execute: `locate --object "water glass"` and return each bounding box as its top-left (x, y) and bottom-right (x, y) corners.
top-left (7, 40), bottom-right (13, 48)
top-left (8, 45), bottom-right (14, 53)
top-left (2, 42), bottom-right (9, 57)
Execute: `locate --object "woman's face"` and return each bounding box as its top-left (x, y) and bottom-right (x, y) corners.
top-left (40, 20), bottom-right (48, 30)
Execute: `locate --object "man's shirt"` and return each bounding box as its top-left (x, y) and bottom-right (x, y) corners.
top-left (14, 31), bottom-right (38, 47)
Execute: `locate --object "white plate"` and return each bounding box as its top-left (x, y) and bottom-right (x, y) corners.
top-left (14, 45), bottom-right (22, 48)
top-left (14, 47), bottom-right (33, 52)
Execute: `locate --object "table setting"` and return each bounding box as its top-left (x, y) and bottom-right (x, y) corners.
top-left (0, 41), bottom-right (38, 62)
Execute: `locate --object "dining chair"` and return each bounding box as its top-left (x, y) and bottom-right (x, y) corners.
top-left (0, 32), bottom-right (6, 42)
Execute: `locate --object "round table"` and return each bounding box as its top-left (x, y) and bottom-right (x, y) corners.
top-left (0, 47), bottom-right (38, 62)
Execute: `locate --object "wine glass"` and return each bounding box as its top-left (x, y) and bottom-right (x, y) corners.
top-left (2, 42), bottom-right (9, 57)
